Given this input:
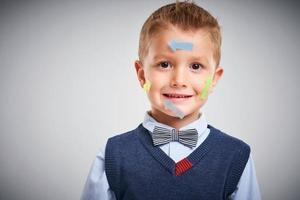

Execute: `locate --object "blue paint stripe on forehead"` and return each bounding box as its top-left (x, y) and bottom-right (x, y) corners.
top-left (168, 40), bottom-right (193, 52)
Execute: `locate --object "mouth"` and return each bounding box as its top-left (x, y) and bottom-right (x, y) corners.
top-left (162, 93), bottom-right (193, 99)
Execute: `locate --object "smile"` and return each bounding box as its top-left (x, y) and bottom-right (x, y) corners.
top-left (163, 93), bottom-right (193, 98)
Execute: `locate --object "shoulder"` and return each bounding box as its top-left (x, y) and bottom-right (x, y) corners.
top-left (208, 124), bottom-right (251, 154)
top-left (105, 124), bottom-right (145, 164)
top-left (106, 124), bottom-right (143, 146)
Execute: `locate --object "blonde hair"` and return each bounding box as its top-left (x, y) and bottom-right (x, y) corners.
top-left (138, 1), bottom-right (222, 66)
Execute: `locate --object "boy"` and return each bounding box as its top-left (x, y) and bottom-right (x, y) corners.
top-left (81, 1), bottom-right (261, 200)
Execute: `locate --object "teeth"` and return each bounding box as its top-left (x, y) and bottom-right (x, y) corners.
top-left (167, 94), bottom-right (190, 98)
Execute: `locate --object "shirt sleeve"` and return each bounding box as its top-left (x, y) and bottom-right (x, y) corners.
top-left (229, 153), bottom-right (262, 200)
top-left (80, 144), bottom-right (116, 200)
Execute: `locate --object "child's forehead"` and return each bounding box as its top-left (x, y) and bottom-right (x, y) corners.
top-left (147, 29), bottom-right (214, 59)
top-left (148, 27), bottom-right (212, 51)
top-left (155, 25), bottom-right (210, 41)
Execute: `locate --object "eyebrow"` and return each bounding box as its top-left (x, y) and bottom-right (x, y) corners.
top-left (153, 54), bottom-right (172, 60)
top-left (188, 54), bottom-right (212, 64)
top-left (153, 54), bottom-right (208, 64)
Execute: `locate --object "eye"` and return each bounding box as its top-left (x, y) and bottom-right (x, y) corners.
top-left (190, 63), bottom-right (203, 71)
top-left (159, 61), bottom-right (172, 69)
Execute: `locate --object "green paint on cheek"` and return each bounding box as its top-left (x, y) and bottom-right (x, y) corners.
top-left (200, 76), bottom-right (213, 100)
top-left (143, 80), bottom-right (151, 92)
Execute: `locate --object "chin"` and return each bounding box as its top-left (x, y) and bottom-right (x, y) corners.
top-left (184, 108), bottom-right (200, 116)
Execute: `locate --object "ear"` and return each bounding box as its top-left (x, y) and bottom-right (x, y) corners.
top-left (134, 60), bottom-right (146, 87)
top-left (210, 66), bottom-right (224, 93)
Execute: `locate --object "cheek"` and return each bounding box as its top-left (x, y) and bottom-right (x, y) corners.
top-left (146, 77), bottom-right (169, 107)
top-left (149, 72), bottom-right (170, 90)
top-left (146, 89), bottom-right (164, 111)
top-left (192, 77), bottom-right (205, 95)
top-left (190, 77), bottom-right (211, 103)
top-left (147, 80), bottom-right (164, 101)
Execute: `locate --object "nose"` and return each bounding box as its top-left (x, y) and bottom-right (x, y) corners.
top-left (170, 67), bottom-right (187, 88)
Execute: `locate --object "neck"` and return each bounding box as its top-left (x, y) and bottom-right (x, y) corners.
top-left (150, 108), bottom-right (201, 130)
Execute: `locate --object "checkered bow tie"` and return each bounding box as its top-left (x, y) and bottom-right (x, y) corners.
top-left (151, 126), bottom-right (198, 148)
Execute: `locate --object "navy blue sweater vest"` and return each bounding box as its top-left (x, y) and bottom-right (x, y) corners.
top-left (105, 124), bottom-right (250, 200)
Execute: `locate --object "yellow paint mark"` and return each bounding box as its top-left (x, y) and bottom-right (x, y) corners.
top-left (143, 80), bottom-right (151, 92)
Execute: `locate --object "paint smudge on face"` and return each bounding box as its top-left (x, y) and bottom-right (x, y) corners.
top-left (164, 100), bottom-right (185, 119)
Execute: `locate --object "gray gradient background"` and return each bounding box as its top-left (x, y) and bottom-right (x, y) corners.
top-left (0, 0), bottom-right (299, 199)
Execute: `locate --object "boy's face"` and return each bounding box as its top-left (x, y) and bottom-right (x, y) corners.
top-left (135, 25), bottom-right (223, 124)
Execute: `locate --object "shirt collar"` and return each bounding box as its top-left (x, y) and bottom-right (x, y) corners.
top-left (142, 111), bottom-right (208, 137)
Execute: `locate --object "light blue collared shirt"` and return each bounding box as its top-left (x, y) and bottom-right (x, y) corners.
top-left (81, 112), bottom-right (261, 200)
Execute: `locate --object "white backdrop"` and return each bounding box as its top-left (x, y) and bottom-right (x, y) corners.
top-left (0, 0), bottom-right (299, 199)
